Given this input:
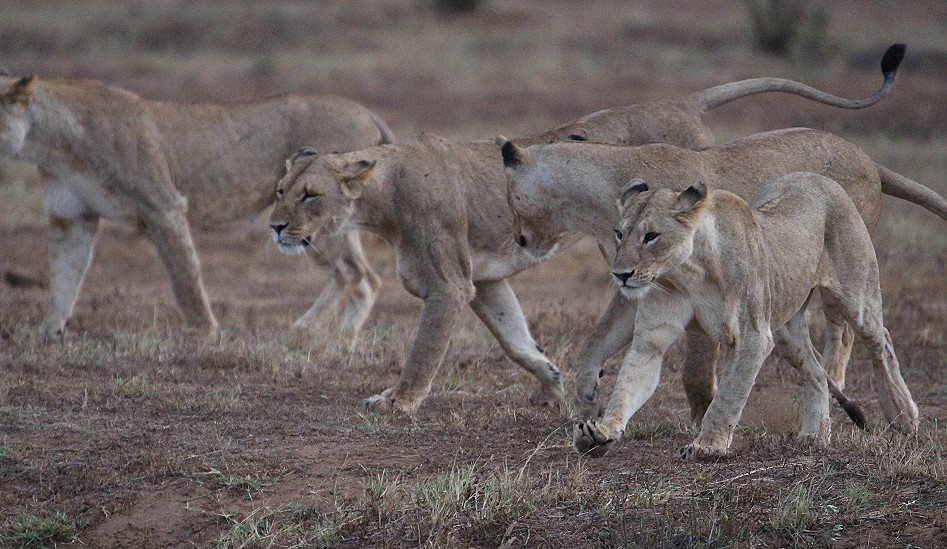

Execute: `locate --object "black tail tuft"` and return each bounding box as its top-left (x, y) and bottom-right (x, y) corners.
top-left (501, 140), bottom-right (521, 167)
top-left (837, 396), bottom-right (868, 430)
top-left (828, 379), bottom-right (868, 430)
top-left (881, 43), bottom-right (906, 78)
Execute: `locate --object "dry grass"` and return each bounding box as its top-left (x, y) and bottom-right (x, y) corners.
top-left (2, 0), bottom-right (947, 547)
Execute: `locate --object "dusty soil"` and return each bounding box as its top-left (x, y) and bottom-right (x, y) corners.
top-left (2, 1), bottom-right (947, 547)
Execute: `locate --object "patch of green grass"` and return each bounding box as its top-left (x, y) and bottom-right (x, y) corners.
top-left (214, 505), bottom-right (308, 549)
top-left (216, 473), bottom-right (267, 500)
top-left (7, 511), bottom-right (77, 549)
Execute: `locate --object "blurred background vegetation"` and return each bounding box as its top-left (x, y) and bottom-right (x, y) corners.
top-left (1, 0), bottom-right (945, 269)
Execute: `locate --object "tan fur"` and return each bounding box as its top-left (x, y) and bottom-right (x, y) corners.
top-left (0, 75), bottom-right (393, 341)
top-left (573, 174), bottom-right (918, 459)
top-left (502, 128), bottom-right (947, 418)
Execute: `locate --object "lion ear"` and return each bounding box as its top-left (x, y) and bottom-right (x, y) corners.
top-left (6, 74), bottom-right (37, 105)
top-left (566, 128), bottom-right (589, 142)
top-left (497, 136), bottom-right (524, 168)
top-left (620, 179), bottom-right (649, 208)
top-left (337, 159), bottom-right (376, 199)
top-left (674, 180), bottom-right (707, 213)
top-left (291, 147), bottom-right (318, 164)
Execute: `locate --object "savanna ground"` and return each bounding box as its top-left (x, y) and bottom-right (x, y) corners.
top-left (1, 1), bottom-right (946, 547)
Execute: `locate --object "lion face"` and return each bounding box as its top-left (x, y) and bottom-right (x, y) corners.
top-left (612, 181), bottom-right (707, 299)
top-left (0, 75), bottom-right (35, 158)
top-left (268, 150), bottom-right (376, 255)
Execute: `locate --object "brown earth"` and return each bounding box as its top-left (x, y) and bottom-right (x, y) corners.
top-left (2, 1), bottom-right (947, 547)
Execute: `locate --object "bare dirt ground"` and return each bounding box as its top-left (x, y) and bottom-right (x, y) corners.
top-left (2, 1), bottom-right (947, 547)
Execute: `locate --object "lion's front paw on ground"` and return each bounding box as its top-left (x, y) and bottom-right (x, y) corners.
top-left (678, 442), bottom-right (729, 462)
top-left (362, 392), bottom-right (396, 412)
top-left (573, 420), bottom-right (621, 458)
top-left (362, 389), bottom-right (422, 413)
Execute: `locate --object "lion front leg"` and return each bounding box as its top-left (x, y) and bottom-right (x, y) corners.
top-left (40, 212), bottom-right (100, 342)
top-left (578, 298), bottom-right (689, 457)
top-left (469, 279), bottom-right (564, 408)
top-left (363, 289), bottom-right (467, 413)
top-left (573, 291), bottom-right (638, 419)
top-left (294, 231), bottom-right (380, 340)
top-left (682, 331), bottom-right (773, 461)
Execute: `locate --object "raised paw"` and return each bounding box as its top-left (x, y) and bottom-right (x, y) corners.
top-left (678, 442), bottom-right (729, 462)
top-left (573, 420), bottom-right (622, 458)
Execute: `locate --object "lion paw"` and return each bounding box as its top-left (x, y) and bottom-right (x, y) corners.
top-left (38, 323), bottom-right (66, 344)
top-left (529, 378), bottom-right (565, 408)
top-left (573, 420), bottom-right (622, 458)
top-left (678, 442), bottom-right (728, 462)
top-left (362, 388), bottom-right (422, 413)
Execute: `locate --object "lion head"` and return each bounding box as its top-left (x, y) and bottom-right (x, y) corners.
top-left (496, 137), bottom-right (582, 260)
top-left (611, 180), bottom-right (707, 299)
top-left (0, 75), bottom-right (36, 158)
top-left (268, 148), bottom-right (376, 255)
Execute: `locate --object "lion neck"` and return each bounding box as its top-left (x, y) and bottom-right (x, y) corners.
top-left (343, 158), bottom-right (400, 241)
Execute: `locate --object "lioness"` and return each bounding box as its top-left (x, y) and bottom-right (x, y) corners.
top-left (0, 75), bottom-right (393, 341)
top-left (574, 175), bottom-right (918, 459)
top-left (499, 128), bottom-right (947, 421)
top-left (270, 135), bottom-right (569, 412)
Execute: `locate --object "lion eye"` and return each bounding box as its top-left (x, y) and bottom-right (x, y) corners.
top-left (613, 229), bottom-right (623, 242)
top-left (275, 189), bottom-right (284, 200)
top-left (302, 189), bottom-right (321, 203)
top-left (643, 232), bottom-right (659, 244)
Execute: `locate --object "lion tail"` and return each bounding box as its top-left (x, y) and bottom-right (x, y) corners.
top-left (878, 164), bottom-right (947, 220)
top-left (371, 111), bottom-right (397, 145)
top-left (828, 378), bottom-right (867, 430)
top-left (685, 44), bottom-right (904, 113)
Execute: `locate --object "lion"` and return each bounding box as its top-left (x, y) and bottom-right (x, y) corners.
top-left (573, 175), bottom-right (919, 459)
top-left (499, 128), bottom-right (947, 422)
top-left (269, 134), bottom-right (572, 412)
top-left (0, 74), bottom-right (393, 341)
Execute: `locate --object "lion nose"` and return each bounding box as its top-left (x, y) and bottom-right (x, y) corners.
top-left (517, 234), bottom-right (527, 247)
top-left (270, 222), bottom-right (288, 236)
top-left (612, 270), bottom-right (635, 285)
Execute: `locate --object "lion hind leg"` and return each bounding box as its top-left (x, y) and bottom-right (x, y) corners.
top-left (821, 312), bottom-right (855, 390)
top-left (469, 279), bottom-right (564, 408)
top-left (40, 213), bottom-right (100, 342)
top-left (823, 288), bottom-right (919, 434)
top-left (772, 311), bottom-right (832, 444)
